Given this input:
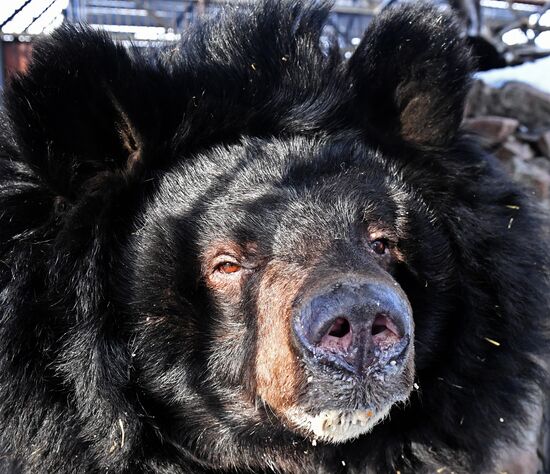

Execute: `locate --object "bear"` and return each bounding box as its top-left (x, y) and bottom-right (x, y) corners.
top-left (0, 1), bottom-right (548, 473)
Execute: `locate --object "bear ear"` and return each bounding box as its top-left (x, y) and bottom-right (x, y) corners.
top-left (4, 25), bottom-right (155, 196)
top-left (347, 3), bottom-right (472, 149)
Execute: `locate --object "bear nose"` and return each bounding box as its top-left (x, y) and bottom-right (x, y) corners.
top-left (293, 281), bottom-right (413, 374)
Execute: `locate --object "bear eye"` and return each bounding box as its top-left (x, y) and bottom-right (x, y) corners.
top-left (216, 261), bottom-right (242, 274)
top-left (370, 239), bottom-right (388, 255)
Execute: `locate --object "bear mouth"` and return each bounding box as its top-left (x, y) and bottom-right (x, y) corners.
top-left (284, 406), bottom-right (394, 443)
top-left (281, 360), bottom-right (415, 444)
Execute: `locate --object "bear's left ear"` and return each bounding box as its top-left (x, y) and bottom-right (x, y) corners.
top-left (347, 3), bottom-right (472, 149)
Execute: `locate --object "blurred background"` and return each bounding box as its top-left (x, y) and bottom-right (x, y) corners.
top-left (1, 0), bottom-right (550, 85)
top-left (1, 0), bottom-right (550, 208)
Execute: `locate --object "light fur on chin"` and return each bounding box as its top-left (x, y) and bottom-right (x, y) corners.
top-left (285, 406), bottom-right (392, 443)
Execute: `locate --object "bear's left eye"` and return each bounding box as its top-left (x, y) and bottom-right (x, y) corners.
top-left (370, 239), bottom-right (388, 255)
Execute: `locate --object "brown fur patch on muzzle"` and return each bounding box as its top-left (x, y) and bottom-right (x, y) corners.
top-left (255, 261), bottom-right (308, 411)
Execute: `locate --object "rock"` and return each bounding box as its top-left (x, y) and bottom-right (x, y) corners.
top-left (537, 130), bottom-right (550, 159)
top-left (532, 157), bottom-right (550, 174)
top-left (465, 79), bottom-right (550, 209)
top-left (495, 137), bottom-right (534, 163)
top-left (512, 157), bottom-right (550, 203)
top-left (466, 80), bottom-right (550, 130)
top-left (463, 116), bottom-right (519, 146)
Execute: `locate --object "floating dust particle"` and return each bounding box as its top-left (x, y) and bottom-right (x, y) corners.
top-left (281, 56), bottom-right (288, 61)
top-left (436, 468), bottom-right (446, 473)
top-left (250, 63), bottom-right (257, 71)
top-left (499, 417), bottom-right (504, 423)
top-left (413, 383), bottom-right (420, 390)
top-left (311, 439), bottom-right (317, 446)
top-left (341, 460), bottom-right (346, 466)
top-left (485, 337), bottom-right (501, 347)
top-left (390, 360), bottom-right (397, 366)
top-left (307, 376), bottom-right (313, 383)
top-left (506, 205), bottom-right (520, 210)
top-left (508, 217), bottom-right (514, 229)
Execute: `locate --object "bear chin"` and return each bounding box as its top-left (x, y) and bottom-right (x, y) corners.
top-left (284, 402), bottom-right (405, 443)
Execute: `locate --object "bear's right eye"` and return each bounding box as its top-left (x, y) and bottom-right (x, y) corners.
top-left (217, 262), bottom-right (242, 274)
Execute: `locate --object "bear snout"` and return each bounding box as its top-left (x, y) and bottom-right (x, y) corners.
top-left (293, 280), bottom-right (413, 376)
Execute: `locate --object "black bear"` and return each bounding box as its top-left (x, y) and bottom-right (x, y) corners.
top-left (0, 1), bottom-right (548, 473)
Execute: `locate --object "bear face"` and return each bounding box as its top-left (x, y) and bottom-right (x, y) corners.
top-left (128, 136), bottom-right (422, 444)
top-left (0, 1), bottom-right (548, 473)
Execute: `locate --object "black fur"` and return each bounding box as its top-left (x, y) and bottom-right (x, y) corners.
top-left (0, 2), bottom-right (548, 473)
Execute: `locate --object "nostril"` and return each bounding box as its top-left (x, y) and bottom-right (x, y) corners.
top-left (371, 314), bottom-right (402, 348)
top-left (371, 315), bottom-right (387, 336)
top-left (319, 317), bottom-right (353, 353)
top-left (328, 317), bottom-right (351, 338)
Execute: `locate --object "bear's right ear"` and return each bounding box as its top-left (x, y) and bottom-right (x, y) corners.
top-left (4, 25), bottom-right (160, 196)
top-left (347, 3), bottom-right (472, 149)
